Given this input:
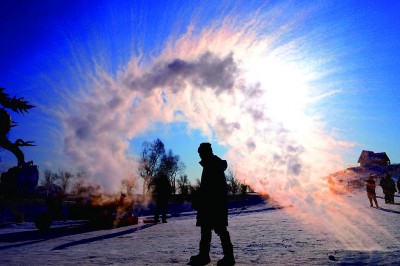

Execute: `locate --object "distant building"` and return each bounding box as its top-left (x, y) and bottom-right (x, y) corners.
top-left (357, 150), bottom-right (390, 167)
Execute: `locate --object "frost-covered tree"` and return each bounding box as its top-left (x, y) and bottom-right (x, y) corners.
top-left (138, 139), bottom-right (165, 196)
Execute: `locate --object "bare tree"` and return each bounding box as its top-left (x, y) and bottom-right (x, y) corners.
top-left (56, 169), bottom-right (74, 194)
top-left (240, 182), bottom-right (248, 194)
top-left (226, 168), bottom-right (240, 195)
top-left (189, 178), bottom-right (201, 195)
top-left (40, 169), bottom-right (61, 197)
top-left (121, 176), bottom-right (136, 196)
top-left (177, 174), bottom-right (190, 196)
top-left (71, 170), bottom-right (100, 198)
top-left (138, 139), bottom-right (165, 196)
top-left (159, 149), bottom-right (185, 195)
top-left (41, 168), bottom-right (58, 187)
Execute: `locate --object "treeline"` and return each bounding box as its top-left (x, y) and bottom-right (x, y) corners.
top-left (39, 138), bottom-right (248, 197)
top-left (138, 138), bottom-right (248, 197)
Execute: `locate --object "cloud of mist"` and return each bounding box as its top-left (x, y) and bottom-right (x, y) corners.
top-left (127, 52), bottom-right (238, 95)
top-left (58, 4), bottom-right (398, 250)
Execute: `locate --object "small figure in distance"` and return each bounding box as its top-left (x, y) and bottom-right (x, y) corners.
top-left (189, 143), bottom-right (235, 266)
top-left (397, 176), bottom-right (400, 195)
top-left (152, 172), bottom-right (172, 223)
top-left (366, 176), bottom-right (379, 208)
top-left (385, 174), bottom-right (397, 204)
top-left (380, 173), bottom-right (397, 204)
top-left (380, 174), bottom-right (389, 204)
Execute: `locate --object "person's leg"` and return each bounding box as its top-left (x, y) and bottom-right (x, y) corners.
top-left (373, 197), bottom-right (379, 208)
top-left (215, 226), bottom-right (235, 265)
top-left (190, 226), bottom-right (212, 264)
top-left (199, 226), bottom-right (212, 257)
top-left (154, 199), bottom-right (160, 223)
top-left (369, 198), bottom-right (373, 207)
top-left (384, 193), bottom-right (389, 203)
top-left (161, 201), bottom-right (167, 222)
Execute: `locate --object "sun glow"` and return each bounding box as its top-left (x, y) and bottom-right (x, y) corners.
top-left (244, 54), bottom-right (312, 131)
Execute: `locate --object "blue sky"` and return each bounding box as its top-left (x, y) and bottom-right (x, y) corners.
top-left (1, 0), bottom-right (400, 192)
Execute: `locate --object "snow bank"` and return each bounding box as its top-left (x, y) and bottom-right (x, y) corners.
top-left (1, 190), bottom-right (399, 265)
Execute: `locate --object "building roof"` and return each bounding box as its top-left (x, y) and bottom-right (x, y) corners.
top-left (357, 150), bottom-right (390, 163)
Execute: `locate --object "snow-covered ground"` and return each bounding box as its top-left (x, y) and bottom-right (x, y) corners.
top-left (1, 189), bottom-right (399, 265)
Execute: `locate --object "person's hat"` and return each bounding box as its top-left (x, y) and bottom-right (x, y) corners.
top-left (198, 142), bottom-right (213, 154)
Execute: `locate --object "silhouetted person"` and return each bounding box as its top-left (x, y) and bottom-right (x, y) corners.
top-left (152, 173), bottom-right (171, 223)
top-left (380, 174), bottom-right (396, 204)
top-left (189, 143), bottom-right (235, 266)
top-left (385, 174), bottom-right (397, 204)
top-left (397, 177), bottom-right (400, 195)
top-left (366, 176), bottom-right (379, 208)
top-left (380, 175), bottom-right (389, 204)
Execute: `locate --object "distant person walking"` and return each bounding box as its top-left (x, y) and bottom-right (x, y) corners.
top-left (397, 177), bottom-right (400, 194)
top-left (386, 174), bottom-right (397, 204)
top-left (366, 176), bottom-right (379, 208)
top-left (189, 143), bottom-right (235, 266)
top-left (152, 172), bottom-right (171, 223)
top-left (380, 174), bottom-right (397, 204)
top-left (380, 175), bottom-right (389, 204)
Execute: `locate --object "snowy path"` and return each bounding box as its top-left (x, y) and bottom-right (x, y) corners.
top-left (1, 191), bottom-right (400, 265)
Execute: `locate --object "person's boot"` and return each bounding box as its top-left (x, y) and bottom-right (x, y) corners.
top-left (190, 229), bottom-right (211, 265)
top-left (218, 231), bottom-right (235, 266)
top-left (217, 256), bottom-right (235, 266)
top-left (154, 212), bottom-right (160, 223)
top-left (189, 253), bottom-right (211, 265)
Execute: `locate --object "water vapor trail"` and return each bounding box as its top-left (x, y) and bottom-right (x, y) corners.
top-left (59, 4), bottom-right (398, 250)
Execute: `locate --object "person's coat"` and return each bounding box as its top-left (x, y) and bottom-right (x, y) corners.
top-left (366, 178), bottom-right (376, 198)
top-left (152, 174), bottom-right (172, 202)
top-left (380, 176), bottom-right (397, 194)
top-left (380, 177), bottom-right (388, 194)
top-left (196, 155), bottom-right (228, 228)
top-left (386, 177), bottom-right (397, 194)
